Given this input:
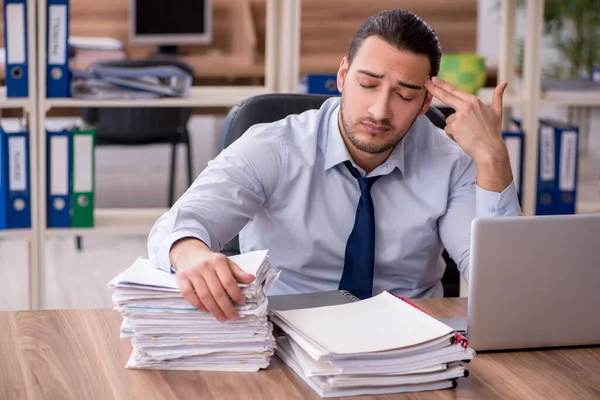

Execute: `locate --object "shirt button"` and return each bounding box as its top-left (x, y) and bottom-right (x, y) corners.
top-left (488, 207), bottom-right (496, 213)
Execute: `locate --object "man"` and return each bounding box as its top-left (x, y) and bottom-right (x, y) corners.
top-left (147, 9), bottom-right (522, 322)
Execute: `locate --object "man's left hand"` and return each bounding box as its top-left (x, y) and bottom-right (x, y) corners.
top-left (424, 76), bottom-right (513, 193)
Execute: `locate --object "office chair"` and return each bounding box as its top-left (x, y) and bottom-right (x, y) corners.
top-left (77, 59), bottom-right (195, 251)
top-left (218, 93), bottom-right (461, 297)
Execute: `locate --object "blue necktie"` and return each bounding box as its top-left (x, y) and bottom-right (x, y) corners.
top-left (338, 161), bottom-right (381, 299)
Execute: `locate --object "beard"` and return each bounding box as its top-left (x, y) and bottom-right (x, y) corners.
top-left (339, 94), bottom-right (422, 155)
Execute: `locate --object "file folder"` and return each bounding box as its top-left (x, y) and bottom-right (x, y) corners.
top-left (542, 119), bottom-right (579, 215)
top-left (305, 74), bottom-right (340, 95)
top-left (3, 0), bottom-right (29, 97)
top-left (502, 130), bottom-right (524, 205)
top-left (46, 0), bottom-right (71, 98)
top-left (0, 127), bottom-right (7, 230)
top-left (536, 123), bottom-right (557, 215)
top-left (70, 127), bottom-right (95, 227)
top-left (6, 129), bottom-right (31, 228)
top-left (47, 129), bottom-right (71, 227)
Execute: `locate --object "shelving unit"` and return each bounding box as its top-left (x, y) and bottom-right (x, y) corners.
top-left (28, 0), bottom-right (302, 310)
top-left (497, 0), bottom-right (600, 216)
top-left (7, 0), bottom-right (594, 308)
top-left (502, 0), bottom-right (544, 218)
top-left (0, 0), bottom-right (39, 309)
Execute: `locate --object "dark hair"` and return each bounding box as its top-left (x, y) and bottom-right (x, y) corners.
top-left (347, 9), bottom-right (442, 77)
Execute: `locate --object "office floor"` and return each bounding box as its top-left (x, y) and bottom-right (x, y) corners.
top-left (1, 116), bottom-right (600, 311)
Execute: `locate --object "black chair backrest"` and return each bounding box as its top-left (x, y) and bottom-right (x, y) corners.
top-left (219, 93), bottom-right (447, 151)
top-left (82, 59), bottom-right (195, 145)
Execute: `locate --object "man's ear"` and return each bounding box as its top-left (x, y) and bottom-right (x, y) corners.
top-left (419, 92), bottom-right (433, 116)
top-left (337, 57), bottom-right (349, 93)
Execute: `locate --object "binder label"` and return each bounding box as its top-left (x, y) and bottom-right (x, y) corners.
top-left (559, 130), bottom-right (578, 191)
top-left (50, 136), bottom-right (69, 195)
top-left (73, 135), bottom-right (93, 192)
top-left (6, 4), bottom-right (26, 64)
top-left (8, 136), bottom-right (26, 191)
top-left (540, 126), bottom-right (555, 181)
top-left (48, 5), bottom-right (68, 65)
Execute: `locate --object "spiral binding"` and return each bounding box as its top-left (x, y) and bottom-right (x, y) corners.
top-left (339, 290), bottom-right (361, 302)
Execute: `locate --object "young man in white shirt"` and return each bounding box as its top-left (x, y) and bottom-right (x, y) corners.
top-left (147, 9), bottom-right (521, 322)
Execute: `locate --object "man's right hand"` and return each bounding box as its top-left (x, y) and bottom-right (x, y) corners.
top-left (169, 238), bottom-right (255, 322)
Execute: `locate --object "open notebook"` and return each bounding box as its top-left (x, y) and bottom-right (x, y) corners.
top-left (270, 291), bottom-right (474, 397)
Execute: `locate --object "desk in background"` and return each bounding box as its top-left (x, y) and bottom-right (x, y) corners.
top-left (1, 298), bottom-right (599, 400)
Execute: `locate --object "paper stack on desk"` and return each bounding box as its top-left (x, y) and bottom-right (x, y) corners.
top-left (107, 250), bottom-right (279, 372)
top-left (270, 291), bottom-right (475, 398)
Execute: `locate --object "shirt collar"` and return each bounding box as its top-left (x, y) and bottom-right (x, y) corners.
top-left (322, 100), bottom-right (406, 176)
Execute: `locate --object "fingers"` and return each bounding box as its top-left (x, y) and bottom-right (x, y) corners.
top-left (491, 81), bottom-right (508, 116)
top-left (425, 77), bottom-right (470, 110)
top-left (173, 249), bottom-right (256, 324)
top-left (204, 269), bottom-right (240, 322)
top-left (430, 77), bottom-right (473, 102)
top-left (215, 261), bottom-right (246, 305)
top-left (445, 113), bottom-right (457, 126)
top-left (230, 260), bottom-right (256, 285)
top-left (444, 114), bottom-right (458, 143)
top-left (189, 274), bottom-right (229, 322)
top-left (177, 275), bottom-right (207, 312)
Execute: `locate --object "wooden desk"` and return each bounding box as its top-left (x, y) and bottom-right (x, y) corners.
top-left (1, 298), bottom-right (599, 399)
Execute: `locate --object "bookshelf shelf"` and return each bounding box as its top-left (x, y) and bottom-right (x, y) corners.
top-left (43, 86), bottom-right (273, 109)
top-left (43, 208), bottom-right (167, 237)
top-left (0, 87), bottom-right (34, 109)
top-left (0, 228), bottom-right (33, 239)
top-left (541, 91), bottom-right (600, 106)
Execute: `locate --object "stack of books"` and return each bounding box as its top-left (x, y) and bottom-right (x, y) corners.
top-left (270, 291), bottom-right (475, 397)
top-left (107, 250), bottom-right (279, 372)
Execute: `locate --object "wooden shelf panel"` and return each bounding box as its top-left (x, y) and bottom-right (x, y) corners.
top-left (43, 86), bottom-right (271, 109)
top-left (0, 87), bottom-right (34, 109)
top-left (0, 228), bottom-right (33, 239)
top-left (43, 208), bottom-right (167, 237)
top-left (541, 90), bottom-right (600, 106)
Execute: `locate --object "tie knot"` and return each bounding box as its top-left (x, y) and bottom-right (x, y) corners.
top-left (344, 161), bottom-right (381, 193)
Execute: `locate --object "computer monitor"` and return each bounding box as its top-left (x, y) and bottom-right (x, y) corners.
top-left (129, 0), bottom-right (212, 55)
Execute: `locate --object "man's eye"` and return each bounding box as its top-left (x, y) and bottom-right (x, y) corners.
top-left (396, 93), bottom-right (413, 101)
top-left (359, 83), bottom-right (376, 89)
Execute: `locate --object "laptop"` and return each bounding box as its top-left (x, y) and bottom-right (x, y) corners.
top-left (441, 214), bottom-right (600, 352)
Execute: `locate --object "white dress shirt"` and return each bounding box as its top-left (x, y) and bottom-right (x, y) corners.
top-left (147, 97), bottom-right (522, 298)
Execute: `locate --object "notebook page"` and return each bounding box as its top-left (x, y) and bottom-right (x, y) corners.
top-left (273, 291), bottom-right (454, 355)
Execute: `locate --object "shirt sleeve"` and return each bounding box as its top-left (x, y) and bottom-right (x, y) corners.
top-left (437, 155), bottom-right (523, 283)
top-left (475, 181), bottom-right (523, 218)
top-left (147, 124), bottom-right (285, 273)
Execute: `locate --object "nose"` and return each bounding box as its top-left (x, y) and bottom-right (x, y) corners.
top-left (367, 90), bottom-right (392, 123)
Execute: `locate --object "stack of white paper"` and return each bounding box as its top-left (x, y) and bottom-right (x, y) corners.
top-left (107, 250), bottom-right (279, 372)
top-left (270, 291), bottom-right (475, 397)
